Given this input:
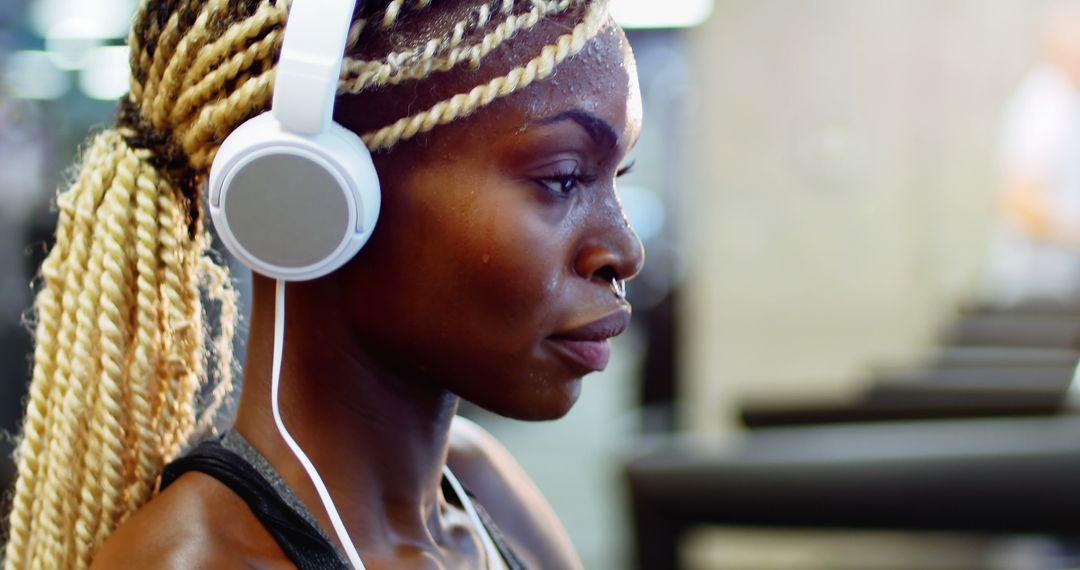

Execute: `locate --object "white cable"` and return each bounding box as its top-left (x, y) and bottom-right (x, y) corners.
top-left (442, 466), bottom-right (505, 570)
top-left (272, 280), bottom-right (501, 569)
top-left (271, 280), bottom-right (366, 569)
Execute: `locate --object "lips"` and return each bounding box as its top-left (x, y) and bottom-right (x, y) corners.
top-left (548, 310), bottom-right (631, 371)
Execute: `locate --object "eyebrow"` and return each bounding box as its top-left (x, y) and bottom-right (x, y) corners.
top-left (536, 110), bottom-right (619, 150)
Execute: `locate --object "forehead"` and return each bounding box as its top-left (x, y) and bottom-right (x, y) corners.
top-left (514, 19), bottom-right (643, 143)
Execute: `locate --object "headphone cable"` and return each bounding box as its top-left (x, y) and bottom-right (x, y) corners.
top-left (271, 279), bottom-right (366, 569)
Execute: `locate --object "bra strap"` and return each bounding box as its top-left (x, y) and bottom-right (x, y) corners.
top-left (161, 438), bottom-right (349, 569)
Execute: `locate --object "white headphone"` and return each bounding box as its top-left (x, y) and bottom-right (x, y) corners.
top-left (207, 1), bottom-right (374, 567)
top-left (208, 0), bottom-right (379, 282)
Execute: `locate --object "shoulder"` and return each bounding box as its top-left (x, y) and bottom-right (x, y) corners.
top-left (447, 416), bottom-right (583, 570)
top-left (91, 471), bottom-right (290, 569)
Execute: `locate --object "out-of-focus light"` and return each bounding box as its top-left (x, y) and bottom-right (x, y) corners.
top-left (30, 0), bottom-right (139, 39)
top-left (619, 185), bottom-right (666, 243)
top-left (612, 0), bottom-right (713, 29)
top-left (3, 51), bottom-right (71, 100)
top-left (79, 46), bottom-right (130, 100)
top-left (45, 19), bottom-right (103, 70)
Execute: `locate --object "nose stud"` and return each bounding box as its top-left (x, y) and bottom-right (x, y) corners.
top-left (613, 278), bottom-right (627, 300)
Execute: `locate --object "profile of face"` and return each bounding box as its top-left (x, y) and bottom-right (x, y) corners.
top-left (325, 6), bottom-right (645, 421)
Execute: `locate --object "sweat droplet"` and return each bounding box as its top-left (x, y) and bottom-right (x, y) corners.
top-left (482, 254), bottom-right (491, 264)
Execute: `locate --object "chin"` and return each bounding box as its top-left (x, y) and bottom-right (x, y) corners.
top-left (471, 376), bottom-right (584, 422)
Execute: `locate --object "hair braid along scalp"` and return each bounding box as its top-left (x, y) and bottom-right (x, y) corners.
top-left (340, 0), bottom-right (579, 92)
top-left (360, 0), bottom-right (608, 150)
top-left (3, 1), bottom-right (612, 568)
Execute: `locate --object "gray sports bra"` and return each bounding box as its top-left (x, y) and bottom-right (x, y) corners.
top-left (160, 430), bottom-right (527, 569)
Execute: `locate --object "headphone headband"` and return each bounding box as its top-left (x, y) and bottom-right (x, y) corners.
top-left (272, 0), bottom-right (357, 134)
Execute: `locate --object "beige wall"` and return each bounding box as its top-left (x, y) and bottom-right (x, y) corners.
top-left (680, 1), bottom-right (1049, 434)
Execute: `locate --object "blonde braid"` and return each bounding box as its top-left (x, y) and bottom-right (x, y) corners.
top-left (361, 0), bottom-right (606, 150)
top-left (173, 27), bottom-right (284, 130)
top-left (176, 0), bottom-right (287, 120)
top-left (43, 134), bottom-right (127, 568)
top-left (151, 186), bottom-right (194, 459)
top-left (89, 148), bottom-right (141, 548)
top-left (182, 67), bottom-right (276, 168)
top-left (126, 1), bottom-right (152, 103)
top-left (147, 0), bottom-right (229, 128)
top-left (174, 234), bottom-right (208, 451)
top-left (346, 18), bottom-right (368, 50)
top-left (1, 138), bottom-right (96, 567)
top-left (145, 187), bottom-right (206, 459)
top-left (340, 0), bottom-right (577, 91)
top-left (140, 10), bottom-right (184, 118)
top-left (178, 1), bottom-right (280, 92)
top-left (66, 138), bottom-right (123, 568)
top-left (382, 0), bottom-right (406, 27)
top-left (120, 152), bottom-right (163, 516)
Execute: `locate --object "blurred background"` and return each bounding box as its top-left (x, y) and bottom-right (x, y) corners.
top-left (5, 0), bottom-right (1080, 568)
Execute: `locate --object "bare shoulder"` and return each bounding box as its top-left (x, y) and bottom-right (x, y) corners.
top-left (447, 416), bottom-right (584, 570)
top-left (91, 472), bottom-right (290, 570)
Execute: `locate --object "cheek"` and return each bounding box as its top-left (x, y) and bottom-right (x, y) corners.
top-left (451, 184), bottom-right (570, 340)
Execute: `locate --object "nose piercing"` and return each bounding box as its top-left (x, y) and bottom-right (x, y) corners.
top-left (613, 278), bottom-right (627, 300)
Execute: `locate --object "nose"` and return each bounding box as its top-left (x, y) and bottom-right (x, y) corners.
top-left (573, 211), bottom-right (646, 286)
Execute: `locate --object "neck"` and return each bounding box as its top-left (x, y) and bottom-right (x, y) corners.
top-left (233, 276), bottom-right (461, 555)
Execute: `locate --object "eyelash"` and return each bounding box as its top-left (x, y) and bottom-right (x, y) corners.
top-left (538, 170), bottom-right (597, 194)
top-left (537, 160), bottom-right (637, 195)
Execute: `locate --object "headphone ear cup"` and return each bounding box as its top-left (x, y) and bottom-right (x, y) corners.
top-left (208, 112), bottom-right (381, 281)
top-left (325, 120), bottom-right (381, 244)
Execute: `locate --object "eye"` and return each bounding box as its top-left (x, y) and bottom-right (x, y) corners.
top-left (539, 173), bottom-right (582, 194)
top-left (536, 169), bottom-right (597, 195)
top-left (616, 160), bottom-right (636, 178)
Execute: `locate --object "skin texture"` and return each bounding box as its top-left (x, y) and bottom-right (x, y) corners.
top-left (93, 4), bottom-right (643, 569)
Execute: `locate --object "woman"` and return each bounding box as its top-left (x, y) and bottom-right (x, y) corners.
top-left (4, 0), bottom-right (643, 568)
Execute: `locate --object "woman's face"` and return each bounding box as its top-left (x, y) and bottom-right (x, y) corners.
top-left (335, 13), bottom-right (644, 420)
